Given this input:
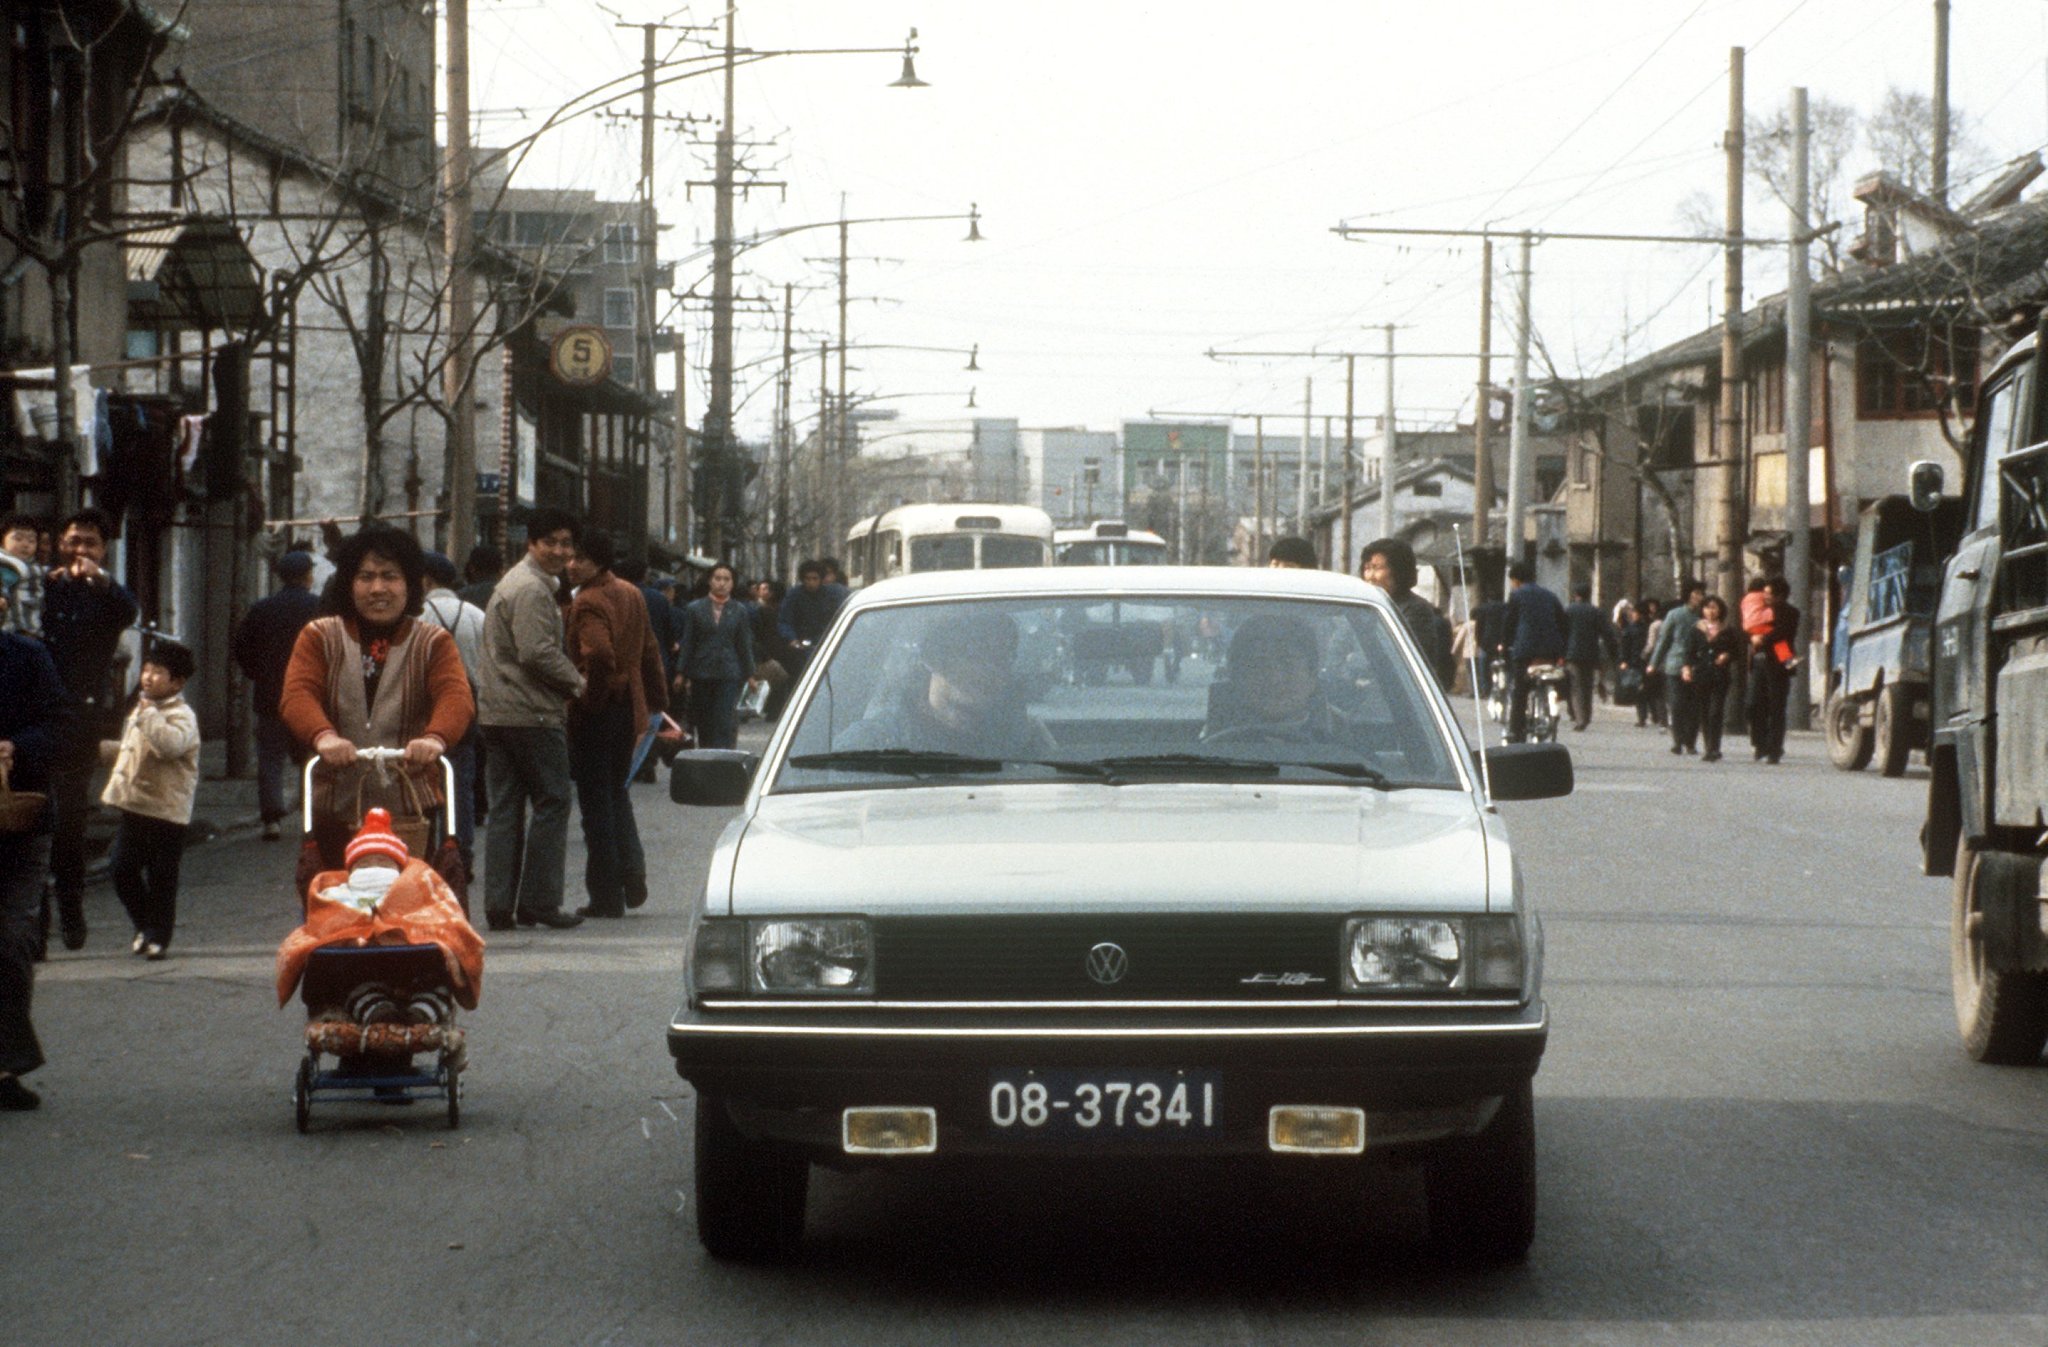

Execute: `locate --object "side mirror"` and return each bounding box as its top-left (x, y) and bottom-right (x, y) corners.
top-left (670, 749), bottom-right (758, 807)
top-left (1476, 742), bottom-right (1574, 801)
top-left (1907, 460), bottom-right (1945, 514)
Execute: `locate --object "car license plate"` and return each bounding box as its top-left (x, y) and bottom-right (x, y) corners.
top-left (986, 1070), bottom-right (1219, 1138)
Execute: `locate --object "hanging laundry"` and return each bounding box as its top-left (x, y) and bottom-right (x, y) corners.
top-left (178, 413), bottom-right (208, 476)
top-left (85, 386), bottom-right (110, 478)
top-left (9, 367), bottom-right (95, 447)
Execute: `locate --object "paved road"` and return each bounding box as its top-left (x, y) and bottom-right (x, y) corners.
top-left (6, 707), bottom-right (2048, 1346)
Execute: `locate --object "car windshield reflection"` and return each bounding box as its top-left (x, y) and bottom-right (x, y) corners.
top-left (771, 596), bottom-right (1461, 793)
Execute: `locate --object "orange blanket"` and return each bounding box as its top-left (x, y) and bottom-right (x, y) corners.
top-left (276, 859), bottom-right (485, 1010)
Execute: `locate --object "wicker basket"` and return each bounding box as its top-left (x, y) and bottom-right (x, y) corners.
top-left (0, 761), bottom-right (47, 835)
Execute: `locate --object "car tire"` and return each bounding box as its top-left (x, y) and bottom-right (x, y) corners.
top-left (1873, 684), bottom-right (1913, 778)
top-left (1952, 838), bottom-right (2048, 1065)
top-left (1424, 1079), bottom-right (1536, 1264)
top-left (694, 1094), bottom-right (810, 1260)
top-left (1825, 690), bottom-right (1874, 771)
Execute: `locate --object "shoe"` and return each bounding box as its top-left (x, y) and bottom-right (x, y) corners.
top-left (261, 820), bottom-right (282, 842)
top-left (623, 874), bottom-right (648, 910)
top-left (131, 931), bottom-right (147, 956)
top-left (59, 915), bottom-right (85, 952)
top-left (485, 913), bottom-right (517, 932)
top-left (1684, 745), bottom-right (1698, 755)
top-left (576, 905), bottom-right (624, 919)
top-left (143, 943), bottom-right (166, 961)
top-left (1669, 744), bottom-right (1682, 755)
top-left (0, 1075), bottom-right (40, 1111)
top-left (1702, 751), bottom-right (1721, 762)
top-left (1767, 753), bottom-right (1782, 765)
top-left (520, 909), bottom-right (584, 929)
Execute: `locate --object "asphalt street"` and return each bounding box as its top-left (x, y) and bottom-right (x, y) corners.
top-left (5, 705), bottom-right (2048, 1346)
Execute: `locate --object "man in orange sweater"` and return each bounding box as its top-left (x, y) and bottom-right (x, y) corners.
top-left (565, 532), bottom-right (668, 918)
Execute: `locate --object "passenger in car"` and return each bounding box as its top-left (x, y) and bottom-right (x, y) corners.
top-left (837, 608), bottom-right (1056, 758)
top-left (1204, 613), bottom-right (1365, 748)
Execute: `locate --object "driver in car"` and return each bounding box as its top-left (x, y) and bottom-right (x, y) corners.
top-left (837, 608), bottom-right (1056, 758)
top-left (1204, 612), bottom-right (1363, 747)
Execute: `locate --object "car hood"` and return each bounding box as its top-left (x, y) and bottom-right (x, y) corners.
top-left (719, 782), bottom-right (1493, 917)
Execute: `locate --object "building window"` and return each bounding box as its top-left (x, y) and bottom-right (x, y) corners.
top-left (1751, 357), bottom-right (1785, 435)
top-left (603, 289), bottom-right (635, 329)
top-left (603, 223), bottom-right (636, 264)
top-left (1857, 326), bottom-right (1977, 420)
top-left (514, 213), bottom-right (554, 246)
top-left (611, 353), bottom-right (636, 386)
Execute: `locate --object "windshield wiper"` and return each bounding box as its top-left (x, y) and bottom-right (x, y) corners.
top-left (786, 749), bottom-right (1114, 781)
top-left (1089, 753), bottom-right (1394, 788)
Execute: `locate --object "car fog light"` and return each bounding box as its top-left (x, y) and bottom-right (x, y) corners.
top-left (843, 1106), bottom-right (938, 1155)
top-left (1268, 1106), bottom-right (1366, 1154)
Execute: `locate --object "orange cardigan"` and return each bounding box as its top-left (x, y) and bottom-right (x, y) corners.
top-left (279, 615), bottom-right (474, 752)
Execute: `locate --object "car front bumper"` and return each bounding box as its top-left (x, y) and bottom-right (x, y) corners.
top-left (668, 1000), bottom-right (1547, 1160)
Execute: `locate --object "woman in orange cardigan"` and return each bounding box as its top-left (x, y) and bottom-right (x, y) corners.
top-left (280, 525), bottom-right (474, 868)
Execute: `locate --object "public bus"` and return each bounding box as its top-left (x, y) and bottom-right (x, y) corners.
top-left (1053, 520), bottom-right (1169, 567)
top-left (842, 503), bottom-right (1055, 588)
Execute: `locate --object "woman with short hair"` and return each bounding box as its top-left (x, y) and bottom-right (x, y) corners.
top-left (675, 562), bottom-right (757, 750)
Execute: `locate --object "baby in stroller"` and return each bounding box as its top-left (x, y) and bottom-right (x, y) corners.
top-left (278, 809), bottom-right (484, 1130)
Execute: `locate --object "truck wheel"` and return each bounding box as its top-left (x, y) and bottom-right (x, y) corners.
top-left (1825, 691), bottom-right (1873, 771)
top-left (1952, 838), bottom-right (2048, 1065)
top-left (1873, 684), bottom-right (1913, 778)
top-left (1425, 1079), bottom-right (1536, 1264)
top-left (693, 1095), bottom-right (809, 1259)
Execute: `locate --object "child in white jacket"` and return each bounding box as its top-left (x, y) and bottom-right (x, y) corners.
top-left (101, 641), bottom-right (200, 959)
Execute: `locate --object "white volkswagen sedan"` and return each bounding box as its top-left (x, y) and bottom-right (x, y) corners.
top-left (667, 566), bottom-right (1570, 1262)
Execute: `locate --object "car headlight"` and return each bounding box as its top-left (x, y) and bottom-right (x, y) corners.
top-left (751, 918), bottom-right (874, 994)
top-left (1341, 915), bottom-right (1523, 993)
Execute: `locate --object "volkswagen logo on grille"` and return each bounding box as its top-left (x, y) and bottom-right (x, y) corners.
top-left (1085, 942), bottom-right (1129, 986)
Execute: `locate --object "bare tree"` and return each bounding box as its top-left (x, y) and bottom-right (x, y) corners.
top-left (1748, 94), bottom-right (1860, 274)
top-left (1867, 86), bottom-right (1988, 197)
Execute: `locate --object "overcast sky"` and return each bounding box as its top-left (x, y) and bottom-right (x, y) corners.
top-left (467, 0), bottom-right (2048, 444)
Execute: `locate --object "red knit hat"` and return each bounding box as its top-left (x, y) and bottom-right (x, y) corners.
top-left (344, 808), bottom-right (410, 868)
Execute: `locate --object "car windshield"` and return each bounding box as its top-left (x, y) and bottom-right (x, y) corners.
top-left (772, 594), bottom-right (1463, 793)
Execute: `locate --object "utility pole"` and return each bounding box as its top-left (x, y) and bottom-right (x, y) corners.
top-left (1298, 378), bottom-right (1311, 530)
top-left (674, 323), bottom-right (689, 553)
top-left (836, 213), bottom-right (851, 544)
top-left (1341, 354), bottom-right (1356, 574)
top-left (442, 0), bottom-right (476, 556)
top-left (1505, 231), bottom-right (1534, 580)
top-left (817, 339), bottom-right (830, 557)
top-left (1473, 237), bottom-right (1494, 561)
top-left (1253, 414), bottom-right (1266, 563)
top-left (777, 281), bottom-right (795, 579)
top-left (1785, 86), bottom-right (1814, 729)
top-left (1933, 0), bottom-right (1951, 206)
top-left (1714, 47), bottom-right (1747, 598)
top-left (1379, 323), bottom-right (1397, 541)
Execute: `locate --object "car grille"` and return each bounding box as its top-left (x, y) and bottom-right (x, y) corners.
top-left (872, 915), bottom-right (1342, 1001)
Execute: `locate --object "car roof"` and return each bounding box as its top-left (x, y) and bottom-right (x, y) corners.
top-left (844, 564), bottom-right (1393, 611)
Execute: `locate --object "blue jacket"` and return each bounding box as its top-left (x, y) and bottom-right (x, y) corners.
top-left (41, 570), bottom-right (138, 705)
top-left (781, 582), bottom-right (848, 645)
top-left (0, 632), bottom-right (72, 805)
top-left (1563, 601), bottom-right (1617, 664)
top-left (1505, 583), bottom-right (1568, 663)
top-left (233, 583), bottom-right (321, 716)
top-left (676, 597), bottom-right (756, 682)
top-left (1648, 603), bottom-right (1703, 676)
top-left (639, 582), bottom-right (680, 682)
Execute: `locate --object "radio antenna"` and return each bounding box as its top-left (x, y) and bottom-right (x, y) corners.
top-left (1452, 525), bottom-right (1495, 802)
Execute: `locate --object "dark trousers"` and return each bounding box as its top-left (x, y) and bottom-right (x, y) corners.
top-left (1700, 678), bottom-right (1731, 756)
top-left (46, 716), bottom-right (106, 925)
top-left (1666, 675), bottom-right (1699, 751)
top-left (688, 678), bottom-right (745, 750)
top-left (449, 729), bottom-right (478, 867)
top-left (255, 711), bottom-right (299, 824)
top-left (1748, 653), bottom-right (1790, 759)
top-left (568, 700), bottom-right (642, 916)
top-left (0, 832), bottom-right (50, 1077)
top-left (1566, 659), bottom-right (1598, 730)
top-left (110, 810), bottom-right (187, 947)
top-left (482, 725), bottom-right (572, 919)
top-left (1640, 672), bottom-right (1667, 726)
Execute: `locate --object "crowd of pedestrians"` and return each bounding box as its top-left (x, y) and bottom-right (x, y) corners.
top-left (1600, 575), bottom-right (1804, 762)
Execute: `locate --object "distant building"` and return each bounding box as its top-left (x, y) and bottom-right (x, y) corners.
top-left (1020, 427), bottom-right (1119, 523)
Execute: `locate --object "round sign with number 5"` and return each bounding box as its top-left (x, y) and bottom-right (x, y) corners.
top-left (549, 324), bottom-right (613, 387)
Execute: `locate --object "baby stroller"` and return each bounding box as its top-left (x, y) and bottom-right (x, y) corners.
top-left (289, 748), bottom-right (471, 1133)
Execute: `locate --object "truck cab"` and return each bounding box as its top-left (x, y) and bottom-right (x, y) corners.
top-left (1917, 328), bottom-right (2048, 1063)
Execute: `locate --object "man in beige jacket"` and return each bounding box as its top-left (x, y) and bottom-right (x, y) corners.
top-left (101, 640), bottom-right (200, 960)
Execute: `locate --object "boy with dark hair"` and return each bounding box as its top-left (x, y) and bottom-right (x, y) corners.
top-left (100, 640), bottom-right (200, 960)
top-left (1266, 536), bottom-right (1318, 569)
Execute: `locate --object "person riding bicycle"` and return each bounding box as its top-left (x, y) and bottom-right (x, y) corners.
top-left (1501, 563), bottom-right (1567, 743)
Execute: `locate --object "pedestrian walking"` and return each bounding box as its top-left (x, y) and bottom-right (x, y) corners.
top-left (457, 544), bottom-right (503, 611)
top-left (419, 552), bottom-right (486, 869)
top-left (1747, 576), bottom-right (1801, 764)
top-left (279, 525), bottom-right (473, 872)
top-left (233, 551), bottom-right (321, 841)
top-left (1501, 563), bottom-right (1567, 743)
top-left (1360, 538), bottom-right (1454, 690)
top-left (41, 508), bottom-right (138, 952)
top-left (1636, 598), bottom-right (1669, 728)
top-left (1648, 581), bottom-right (1707, 754)
top-left (676, 562), bottom-right (759, 751)
top-left (1562, 584), bottom-right (1618, 731)
top-left (0, 596), bottom-right (68, 1109)
top-left (564, 533), bottom-right (668, 918)
top-left (474, 509), bottom-right (586, 932)
top-left (101, 639), bottom-right (199, 959)
top-left (1694, 596), bottom-right (1744, 762)
top-left (749, 579), bottom-right (798, 721)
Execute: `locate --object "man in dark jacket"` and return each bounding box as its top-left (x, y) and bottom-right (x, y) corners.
top-left (41, 508), bottom-right (137, 950)
top-left (232, 551), bottom-right (320, 839)
top-left (1360, 538), bottom-right (1454, 690)
top-left (780, 559), bottom-right (848, 679)
top-left (0, 606), bottom-right (71, 1106)
top-left (1748, 576), bottom-right (1801, 764)
top-left (1562, 584), bottom-right (1618, 732)
top-left (1502, 562), bottom-right (1567, 742)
